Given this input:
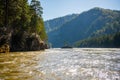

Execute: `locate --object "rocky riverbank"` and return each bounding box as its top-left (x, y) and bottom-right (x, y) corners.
top-left (0, 28), bottom-right (48, 53)
top-left (0, 0), bottom-right (48, 53)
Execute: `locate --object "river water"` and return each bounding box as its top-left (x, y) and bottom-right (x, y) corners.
top-left (0, 48), bottom-right (120, 80)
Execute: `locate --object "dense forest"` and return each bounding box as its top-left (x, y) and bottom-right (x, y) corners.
top-left (0, 0), bottom-right (47, 52)
top-left (45, 7), bottom-right (120, 48)
top-left (45, 14), bottom-right (79, 33)
top-left (75, 32), bottom-right (120, 48)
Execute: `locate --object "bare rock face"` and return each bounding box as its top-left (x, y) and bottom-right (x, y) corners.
top-left (0, 44), bottom-right (10, 53)
top-left (0, 27), bottom-right (48, 52)
top-left (0, 27), bottom-right (11, 53)
top-left (25, 33), bottom-right (46, 51)
top-left (10, 32), bottom-right (47, 52)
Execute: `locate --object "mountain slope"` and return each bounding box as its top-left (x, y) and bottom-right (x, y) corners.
top-left (45, 7), bottom-right (120, 47)
top-left (74, 32), bottom-right (120, 48)
top-left (45, 14), bottom-right (79, 33)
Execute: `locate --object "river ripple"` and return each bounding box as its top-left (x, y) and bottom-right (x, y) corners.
top-left (0, 48), bottom-right (120, 80)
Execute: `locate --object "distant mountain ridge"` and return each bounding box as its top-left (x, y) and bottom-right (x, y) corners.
top-left (44, 7), bottom-right (120, 48)
top-left (45, 14), bottom-right (79, 33)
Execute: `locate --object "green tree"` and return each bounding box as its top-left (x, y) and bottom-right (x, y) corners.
top-left (30, 0), bottom-right (43, 33)
top-left (30, 0), bottom-right (47, 40)
top-left (30, 0), bottom-right (43, 17)
top-left (0, 0), bottom-right (4, 27)
top-left (0, 0), bottom-right (47, 50)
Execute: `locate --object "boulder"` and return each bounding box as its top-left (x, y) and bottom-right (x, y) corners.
top-left (25, 34), bottom-right (46, 51)
top-left (0, 44), bottom-right (10, 53)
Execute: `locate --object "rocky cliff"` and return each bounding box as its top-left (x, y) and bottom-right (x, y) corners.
top-left (0, 28), bottom-right (48, 53)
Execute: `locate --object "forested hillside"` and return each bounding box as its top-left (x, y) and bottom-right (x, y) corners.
top-left (0, 0), bottom-right (47, 52)
top-left (45, 14), bottom-right (79, 33)
top-left (75, 32), bottom-right (120, 48)
top-left (45, 7), bottom-right (120, 47)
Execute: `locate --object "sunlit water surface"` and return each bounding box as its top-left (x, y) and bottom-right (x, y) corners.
top-left (0, 48), bottom-right (120, 80)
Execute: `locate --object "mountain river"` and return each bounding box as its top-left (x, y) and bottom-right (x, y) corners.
top-left (0, 48), bottom-right (120, 80)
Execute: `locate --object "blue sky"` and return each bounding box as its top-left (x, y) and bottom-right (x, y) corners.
top-left (28, 0), bottom-right (120, 21)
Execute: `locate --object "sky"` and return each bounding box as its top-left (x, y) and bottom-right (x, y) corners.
top-left (28, 0), bottom-right (120, 21)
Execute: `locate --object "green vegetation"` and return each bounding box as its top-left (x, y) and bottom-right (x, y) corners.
top-left (45, 14), bottom-right (79, 33)
top-left (45, 7), bottom-right (120, 47)
top-left (0, 0), bottom-right (47, 51)
top-left (74, 32), bottom-right (120, 48)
